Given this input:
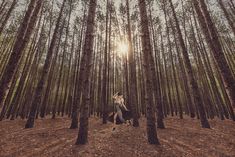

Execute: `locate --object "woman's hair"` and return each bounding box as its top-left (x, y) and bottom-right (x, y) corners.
top-left (117, 92), bottom-right (122, 96)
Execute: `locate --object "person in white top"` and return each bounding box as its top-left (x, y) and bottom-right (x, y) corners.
top-left (112, 92), bottom-right (129, 130)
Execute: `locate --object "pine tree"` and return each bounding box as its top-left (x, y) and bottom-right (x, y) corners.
top-left (76, 0), bottom-right (97, 145)
top-left (138, 0), bottom-right (160, 145)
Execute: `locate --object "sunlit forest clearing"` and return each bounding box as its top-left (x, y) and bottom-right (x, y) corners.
top-left (0, 0), bottom-right (235, 157)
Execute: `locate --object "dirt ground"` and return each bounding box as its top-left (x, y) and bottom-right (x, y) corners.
top-left (0, 116), bottom-right (234, 157)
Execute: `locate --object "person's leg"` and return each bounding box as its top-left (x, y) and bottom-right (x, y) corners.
top-left (114, 113), bottom-right (117, 124)
top-left (117, 110), bottom-right (125, 123)
top-left (113, 113), bottom-right (117, 131)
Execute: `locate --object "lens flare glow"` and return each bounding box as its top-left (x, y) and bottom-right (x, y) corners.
top-left (117, 41), bottom-right (129, 55)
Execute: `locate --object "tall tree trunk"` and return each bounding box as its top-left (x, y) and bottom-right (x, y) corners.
top-left (0, 0), bottom-right (43, 108)
top-left (218, 0), bottom-right (235, 36)
top-left (0, 0), bottom-right (18, 35)
top-left (76, 0), bottom-right (97, 145)
top-left (70, 5), bottom-right (87, 128)
top-left (126, 0), bottom-right (139, 127)
top-left (169, 0), bottom-right (210, 128)
top-left (138, 0), bottom-right (160, 145)
top-left (193, 0), bottom-right (235, 108)
top-left (0, 0), bottom-right (6, 15)
top-left (102, 0), bottom-right (109, 124)
top-left (148, 11), bottom-right (166, 127)
top-left (25, 0), bottom-right (66, 128)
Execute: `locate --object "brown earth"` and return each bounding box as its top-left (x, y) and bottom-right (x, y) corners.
top-left (0, 116), bottom-right (234, 157)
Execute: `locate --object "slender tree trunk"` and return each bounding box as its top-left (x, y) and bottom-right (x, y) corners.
top-left (169, 0), bottom-right (210, 128)
top-left (218, 0), bottom-right (235, 36)
top-left (138, 0), bottom-right (160, 145)
top-left (25, 0), bottom-right (66, 128)
top-left (102, 0), bottom-right (109, 124)
top-left (76, 0), bottom-right (97, 145)
top-left (0, 0), bottom-right (18, 35)
top-left (0, 0), bottom-right (43, 108)
top-left (193, 0), bottom-right (235, 108)
top-left (70, 6), bottom-right (87, 128)
top-left (126, 0), bottom-right (139, 127)
top-left (0, 0), bottom-right (7, 18)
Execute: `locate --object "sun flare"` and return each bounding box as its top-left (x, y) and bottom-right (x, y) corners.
top-left (117, 41), bottom-right (129, 56)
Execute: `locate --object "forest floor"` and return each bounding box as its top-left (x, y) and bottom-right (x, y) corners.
top-left (0, 116), bottom-right (234, 157)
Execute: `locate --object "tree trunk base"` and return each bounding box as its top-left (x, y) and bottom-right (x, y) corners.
top-left (147, 131), bottom-right (160, 145)
top-left (147, 122), bottom-right (160, 145)
top-left (70, 118), bottom-right (78, 129)
top-left (190, 113), bottom-right (196, 118)
top-left (132, 119), bottom-right (139, 127)
top-left (201, 121), bottom-right (211, 129)
top-left (25, 118), bottom-right (34, 128)
top-left (75, 133), bottom-right (88, 145)
top-left (76, 118), bottom-right (88, 145)
top-left (157, 119), bottom-right (165, 129)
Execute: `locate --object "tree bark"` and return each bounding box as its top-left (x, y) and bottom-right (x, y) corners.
top-left (218, 0), bottom-right (235, 36)
top-left (193, 0), bottom-right (235, 108)
top-left (0, 0), bottom-right (18, 35)
top-left (25, 0), bottom-right (66, 128)
top-left (0, 0), bottom-right (42, 108)
top-left (102, 0), bottom-right (109, 124)
top-left (76, 0), bottom-right (97, 145)
top-left (138, 0), bottom-right (160, 144)
top-left (126, 0), bottom-right (139, 127)
top-left (169, 0), bottom-right (210, 128)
